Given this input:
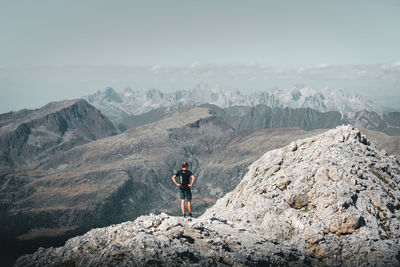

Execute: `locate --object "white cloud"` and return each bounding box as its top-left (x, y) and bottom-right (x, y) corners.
top-left (317, 64), bottom-right (329, 68)
top-left (392, 61), bottom-right (400, 66)
top-left (150, 65), bottom-right (161, 71)
top-left (189, 61), bottom-right (201, 69)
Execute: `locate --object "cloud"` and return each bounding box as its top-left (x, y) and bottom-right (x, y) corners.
top-left (189, 61), bottom-right (201, 69)
top-left (316, 64), bottom-right (329, 68)
top-left (150, 65), bottom-right (161, 71)
top-left (392, 61), bottom-right (400, 67)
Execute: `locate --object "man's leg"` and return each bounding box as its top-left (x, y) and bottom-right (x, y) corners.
top-left (187, 200), bottom-right (192, 214)
top-left (186, 190), bottom-right (192, 215)
top-left (181, 199), bottom-right (185, 215)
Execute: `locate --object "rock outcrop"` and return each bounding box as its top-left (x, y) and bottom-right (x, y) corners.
top-left (204, 125), bottom-right (400, 265)
top-left (15, 213), bottom-right (316, 266)
top-left (15, 125), bottom-right (400, 266)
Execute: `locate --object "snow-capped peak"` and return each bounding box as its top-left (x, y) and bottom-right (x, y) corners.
top-left (83, 85), bottom-right (381, 121)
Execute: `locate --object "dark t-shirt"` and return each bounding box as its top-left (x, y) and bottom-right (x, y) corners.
top-left (175, 169), bottom-right (193, 191)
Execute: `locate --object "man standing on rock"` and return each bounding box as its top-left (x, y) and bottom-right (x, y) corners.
top-left (172, 161), bottom-right (196, 217)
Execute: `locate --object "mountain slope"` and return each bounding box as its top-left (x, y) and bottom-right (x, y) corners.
top-left (0, 99), bottom-right (117, 172)
top-left (343, 110), bottom-right (400, 135)
top-left (205, 104), bottom-right (342, 131)
top-left (116, 103), bottom-right (400, 136)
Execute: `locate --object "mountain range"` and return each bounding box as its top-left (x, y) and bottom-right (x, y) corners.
top-left (84, 86), bottom-right (400, 136)
top-left (1, 91), bottom-right (400, 265)
top-left (85, 85), bottom-right (381, 119)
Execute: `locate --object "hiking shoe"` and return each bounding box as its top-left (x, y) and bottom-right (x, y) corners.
top-left (189, 213), bottom-right (192, 218)
top-left (183, 214), bottom-right (187, 218)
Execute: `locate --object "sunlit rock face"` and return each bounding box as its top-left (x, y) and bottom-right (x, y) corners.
top-left (204, 125), bottom-right (400, 265)
top-left (15, 213), bottom-right (317, 266)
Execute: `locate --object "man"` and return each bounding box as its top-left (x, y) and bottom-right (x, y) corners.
top-left (172, 161), bottom-right (196, 217)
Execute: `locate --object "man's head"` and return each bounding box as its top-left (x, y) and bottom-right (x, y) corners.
top-left (182, 161), bottom-right (189, 169)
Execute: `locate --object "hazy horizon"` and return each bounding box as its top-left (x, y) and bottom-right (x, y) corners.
top-left (1, 62), bottom-right (400, 113)
top-left (1, 0), bottom-right (399, 113)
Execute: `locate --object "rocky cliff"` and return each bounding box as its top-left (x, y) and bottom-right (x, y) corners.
top-left (15, 126), bottom-right (400, 266)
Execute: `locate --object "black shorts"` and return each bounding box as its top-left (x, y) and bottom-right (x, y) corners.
top-left (179, 189), bottom-right (192, 200)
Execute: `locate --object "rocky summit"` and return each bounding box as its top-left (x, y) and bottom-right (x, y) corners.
top-left (204, 125), bottom-right (400, 265)
top-left (15, 126), bottom-right (400, 266)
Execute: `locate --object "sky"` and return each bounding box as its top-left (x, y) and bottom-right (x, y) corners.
top-left (1, 0), bottom-right (400, 113)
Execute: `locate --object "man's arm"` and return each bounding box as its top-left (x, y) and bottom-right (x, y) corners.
top-left (188, 175), bottom-right (196, 188)
top-left (172, 175), bottom-right (180, 187)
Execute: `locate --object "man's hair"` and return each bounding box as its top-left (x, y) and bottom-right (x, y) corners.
top-left (182, 161), bottom-right (189, 168)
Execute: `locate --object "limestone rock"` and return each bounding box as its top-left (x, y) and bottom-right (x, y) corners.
top-left (15, 213), bottom-right (315, 266)
top-left (203, 125), bottom-right (400, 266)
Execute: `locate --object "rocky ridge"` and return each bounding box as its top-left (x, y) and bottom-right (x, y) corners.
top-left (204, 125), bottom-right (400, 265)
top-left (15, 126), bottom-right (400, 266)
top-left (15, 213), bottom-right (316, 266)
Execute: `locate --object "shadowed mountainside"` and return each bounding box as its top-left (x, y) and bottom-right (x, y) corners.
top-left (115, 104), bottom-right (400, 136)
top-left (0, 99), bottom-right (117, 174)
